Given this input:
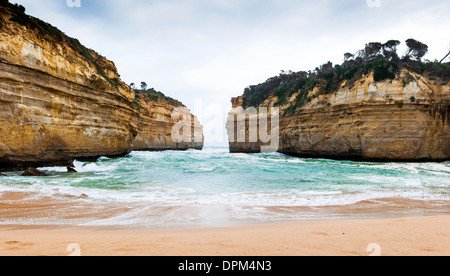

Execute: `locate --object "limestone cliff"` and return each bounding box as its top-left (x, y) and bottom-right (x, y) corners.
top-left (0, 2), bottom-right (203, 171)
top-left (132, 91), bottom-right (203, 151)
top-left (228, 57), bottom-right (450, 161)
top-left (0, 2), bottom-right (140, 170)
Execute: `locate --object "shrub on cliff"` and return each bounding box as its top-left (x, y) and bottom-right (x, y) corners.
top-left (423, 62), bottom-right (450, 81)
top-left (8, 4), bottom-right (29, 26)
top-left (1, 1), bottom-right (121, 90)
top-left (134, 87), bottom-right (183, 107)
top-left (240, 39), bottom-right (449, 109)
top-left (364, 60), bottom-right (398, 82)
top-left (243, 71), bottom-right (308, 107)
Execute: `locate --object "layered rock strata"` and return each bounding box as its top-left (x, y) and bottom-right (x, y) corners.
top-left (0, 3), bottom-right (138, 170)
top-left (132, 93), bottom-right (203, 151)
top-left (228, 70), bottom-right (449, 161)
top-left (0, 2), bottom-right (203, 171)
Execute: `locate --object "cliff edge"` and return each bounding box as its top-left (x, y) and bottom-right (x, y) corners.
top-left (227, 40), bottom-right (450, 161)
top-left (132, 89), bottom-right (203, 151)
top-left (0, 2), bottom-right (139, 170)
top-left (0, 2), bottom-right (203, 171)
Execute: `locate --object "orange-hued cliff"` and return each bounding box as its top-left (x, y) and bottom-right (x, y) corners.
top-left (228, 67), bottom-right (449, 161)
top-left (132, 91), bottom-right (203, 151)
top-left (0, 2), bottom-right (202, 171)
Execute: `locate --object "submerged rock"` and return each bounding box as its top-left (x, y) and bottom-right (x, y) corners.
top-left (22, 167), bottom-right (48, 177)
top-left (67, 166), bottom-right (78, 173)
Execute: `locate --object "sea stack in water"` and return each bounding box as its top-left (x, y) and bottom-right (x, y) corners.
top-left (227, 40), bottom-right (449, 161)
top-left (0, 1), bottom-right (203, 171)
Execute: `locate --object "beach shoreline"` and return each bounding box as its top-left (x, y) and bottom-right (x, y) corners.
top-left (1, 215), bottom-right (449, 256)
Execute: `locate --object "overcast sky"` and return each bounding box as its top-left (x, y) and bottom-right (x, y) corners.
top-left (11, 0), bottom-right (450, 145)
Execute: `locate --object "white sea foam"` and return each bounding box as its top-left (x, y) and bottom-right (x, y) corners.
top-left (1, 147), bottom-right (449, 227)
top-left (231, 153), bottom-right (249, 158)
top-left (37, 166), bottom-right (68, 173)
top-left (73, 160), bottom-right (116, 173)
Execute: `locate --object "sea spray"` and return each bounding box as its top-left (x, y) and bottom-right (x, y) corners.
top-left (0, 147), bottom-right (449, 227)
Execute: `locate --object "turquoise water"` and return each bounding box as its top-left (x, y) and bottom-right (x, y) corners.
top-left (0, 147), bottom-right (449, 227)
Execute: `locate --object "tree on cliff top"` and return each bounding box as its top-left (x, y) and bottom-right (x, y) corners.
top-left (239, 38), bottom-right (449, 110)
top-left (440, 42), bottom-right (450, 63)
top-left (0, 0), bottom-right (24, 12)
top-left (382, 40), bottom-right (401, 61)
top-left (405, 39), bottom-right (428, 61)
top-left (344, 53), bottom-right (354, 62)
top-left (364, 42), bottom-right (383, 60)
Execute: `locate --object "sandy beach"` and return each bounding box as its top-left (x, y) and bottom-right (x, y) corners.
top-left (0, 191), bottom-right (449, 256)
top-left (1, 0), bottom-right (450, 261)
top-left (0, 215), bottom-right (449, 256)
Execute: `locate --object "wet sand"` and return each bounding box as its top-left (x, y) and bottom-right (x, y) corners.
top-left (0, 191), bottom-right (449, 256)
top-left (0, 215), bottom-right (449, 256)
top-left (0, 216), bottom-right (450, 256)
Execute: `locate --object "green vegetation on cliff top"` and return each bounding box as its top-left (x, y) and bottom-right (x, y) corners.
top-left (1, 0), bottom-right (187, 110)
top-left (133, 87), bottom-right (184, 108)
top-left (0, 0), bottom-right (121, 89)
top-left (241, 39), bottom-right (450, 110)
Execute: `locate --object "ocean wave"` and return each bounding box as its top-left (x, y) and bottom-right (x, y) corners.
top-left (1, 147), bottom-right (449, 227)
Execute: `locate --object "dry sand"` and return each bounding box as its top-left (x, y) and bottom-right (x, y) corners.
top-left (0, 215), bottom-right (449, 256)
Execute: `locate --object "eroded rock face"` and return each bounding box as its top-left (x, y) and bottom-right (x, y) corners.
top-left (132, 94), bottom-right (204, 151)
top-left (228, 70), bottom-right (450, 161)
top-left (0, 3), bottom-right (204, 171)
top-left (0, 3), bottom-right (138, 170)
